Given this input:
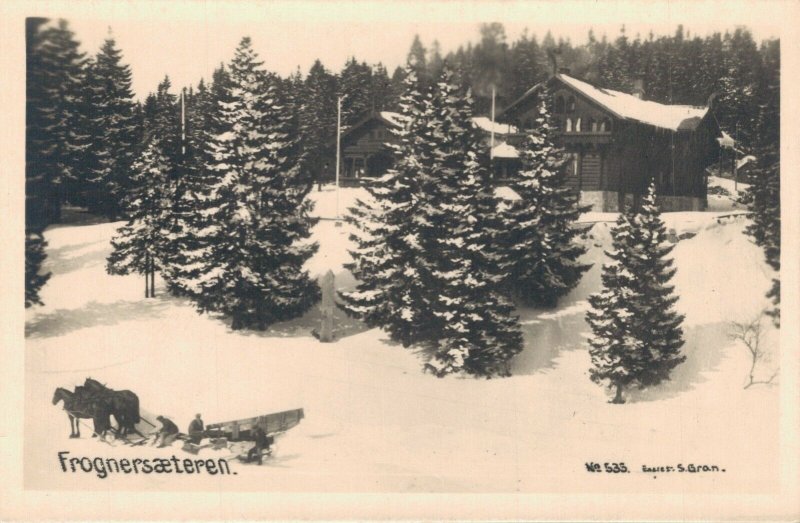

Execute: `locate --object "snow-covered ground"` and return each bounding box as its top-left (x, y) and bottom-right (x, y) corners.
top-left (707, 175), bottom-right (750, 212)
top-left (25, 186), bottom-right (779, 492)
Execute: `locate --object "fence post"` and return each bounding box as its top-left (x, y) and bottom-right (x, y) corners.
top-left (319, 270), bottom-right (336, 342)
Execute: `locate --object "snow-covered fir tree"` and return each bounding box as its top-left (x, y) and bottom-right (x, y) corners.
top-left (26, 18), bottom-right (89, 223)
top-left (106, 137), bottom-right (173, 289)
top-left (339, 66), bottom-right (438, 347)
top-left (599, 26), bottom-right (634, 92)
top-left (502, 98), bottom-right (590, 307)
top-left (298, 60), bottom-right (338, 185)
top-left (82, 37), bottom-right (139, 220)
top-left (338, 57), bottom-right (373, 128)
top-left (181, 37), bottom-right (320, 330)
top-left (586, 183), bottom-right (685, 403)
top-left (164, 67), bottom-right (229, 298)
top-left (25, 232), bottom-right (51, 308)
top-left (370, 64), bottom-right (393, 111)
top-left (420, 67), bottom-right (523, 377)
top-left (343, 65), bottom-right (523, 377)
top-left (741, 39), bottom-right (780, 325)
top-left (142, 76), bottom-right (181, 169)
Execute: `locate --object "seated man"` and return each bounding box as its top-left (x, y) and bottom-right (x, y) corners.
top-left (153, 415), bottom-right (179, 448)
top-left (187, 413), bottom-right (204, 445)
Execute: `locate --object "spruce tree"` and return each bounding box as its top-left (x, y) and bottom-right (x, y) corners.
top-left (599, 26), bottom-right (634, 92)
top-left (338, 57), bottom-right (373, 127)
top-left (420, 67), bottom-right (522, 377)
top-left (339, 66), bottom-right (437, 346)
top-left (502, 98), bottom-right (591, 307)
top-left (83, 37), bottom-right (138, 220)
top-left (344, 65), bottom-right (524, 376)
top-left (142, 76), bottom-right (180, 169)
top-left (370, 63), bottom-right (393, 112)
top-left (164, 67), bottom-right (231, 298)
top-left (26, 18), bottom-right (89, 223)
top-left (508, 32), bottom-right (546, 102)
top-left (299, 60), bottom-right (338, 184)
top-left (741, 39), bottom-right (780, 325)
top-left (25, 232), bottom-right (51, 308)
top-left (106, 137), bottom-right (173, 290)
top-left (586, 183), bottom-right (685, 403)
top-left (185, 37), bottom-right (320, 330)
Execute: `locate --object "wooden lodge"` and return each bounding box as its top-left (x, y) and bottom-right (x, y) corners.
top-left (495, 72), bottom-right (723, 211)
top-left (324, 111), bottom-right (401, 186)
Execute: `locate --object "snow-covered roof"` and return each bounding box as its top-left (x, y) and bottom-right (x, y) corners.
top-left (471, 117), bottom-right (517, 135)
top-left (491, 141), bottom-right (519, 159)
top-left (737, 155), bottom-right (756, 169)
top-left (718, 131), bottom-right (735, 149)
top-left (379, 111), bottom-right (403, 128)
top-left (556, 74), bottom-right (709, 132)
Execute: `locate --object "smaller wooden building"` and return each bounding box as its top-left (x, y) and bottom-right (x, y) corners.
top-left (496, 72), bottom-right (722, 211)
top-left (325, 111), bottom-right (401, 186)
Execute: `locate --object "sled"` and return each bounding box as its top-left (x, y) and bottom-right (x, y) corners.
top-left (205, 408), bottom-right (304, 441)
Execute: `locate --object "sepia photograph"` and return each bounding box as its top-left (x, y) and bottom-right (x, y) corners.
top-left (2, 0), bottom-right (799, 520)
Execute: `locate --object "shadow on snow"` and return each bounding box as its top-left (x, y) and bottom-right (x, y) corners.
top-left (25, 298), bottom-right (171, 339)
top-left (626, 321), bottom-right (733, 403)
top-left (44, 240), bottom-right (108, 276)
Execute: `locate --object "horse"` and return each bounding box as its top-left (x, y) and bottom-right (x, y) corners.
top-left (51, 387), bottom-right (111, 439)
top-left (83, 378), bottom-right (142, 437)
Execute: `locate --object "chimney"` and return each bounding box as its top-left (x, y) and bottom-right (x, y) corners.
top-left (633, 78), bottom-right (645, 99)
top-left (558, 67), bottom-right (571, 76)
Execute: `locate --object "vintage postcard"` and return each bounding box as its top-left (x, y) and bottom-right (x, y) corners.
top-left (1, 0), bottom-right (799, 520)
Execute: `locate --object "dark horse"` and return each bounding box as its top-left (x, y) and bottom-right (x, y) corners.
top-left (52, 387), bottom-right (112, 438)
top-left (83, 378), bottom-right (142, 437)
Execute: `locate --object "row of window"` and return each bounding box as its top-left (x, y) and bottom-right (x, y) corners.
top-left (564, 117), bottom-right (612, 133)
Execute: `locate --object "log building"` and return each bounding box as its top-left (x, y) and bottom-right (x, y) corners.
top-left (495, 71), bottom-right (722, 211)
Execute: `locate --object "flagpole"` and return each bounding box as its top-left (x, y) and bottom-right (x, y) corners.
top-left (181, 88), bottom-right (186, 157)
top-left (335, 95), bottom-right (343, 225)
top-left (490, 85), bottom-right (496, 160)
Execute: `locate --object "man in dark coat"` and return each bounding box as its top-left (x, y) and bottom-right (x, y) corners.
top-left (188, 413), bottom-right (204, 444)
top-left (153, 415), bottom-right (179, 448)
top-left (247, 425), bottom-right (271, 465)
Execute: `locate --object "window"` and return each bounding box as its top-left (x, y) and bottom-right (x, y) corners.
top-left (601, 118), bottom-right (612, 132)
top-left (587, 118), bottom-right (596, 132)
top-left (575, 118), bottom-right (582, 132)
top-left (567, 96), bottom-right (576, 112)
top-left (567, 152), bottom-right (579, 177)
top-left (555, 96), bottom-right (565, 114)
top-left (565, 118), bottom-right (573, 132)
